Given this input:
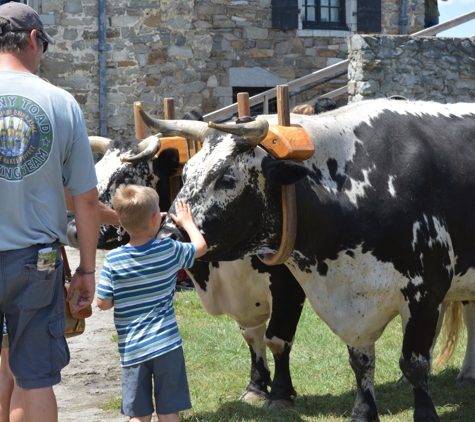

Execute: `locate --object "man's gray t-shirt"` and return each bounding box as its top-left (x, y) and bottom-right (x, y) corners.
top-left (0, 71), bottom-right (97, 250)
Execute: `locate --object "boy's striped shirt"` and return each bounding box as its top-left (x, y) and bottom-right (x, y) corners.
top-left (97, 237), bottom-right (196, 366)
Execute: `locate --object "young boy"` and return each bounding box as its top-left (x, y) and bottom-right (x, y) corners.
top-left (96, 184), bottom-right (207, 422)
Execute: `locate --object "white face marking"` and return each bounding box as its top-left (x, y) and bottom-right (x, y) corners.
top-left (94, 147), bottom-right (158, 204)
top-left (94, 149), bottom-right (123, 200)
top-left (176, 135), bottom-right (270, 253)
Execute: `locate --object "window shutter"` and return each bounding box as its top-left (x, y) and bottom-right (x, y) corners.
top-left (357, 0), bottom-right (381, 32)
top-left (272, 0), bottom-right (299, 30)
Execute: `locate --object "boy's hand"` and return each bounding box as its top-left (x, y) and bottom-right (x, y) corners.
top-left (170, 199), bottom-right (194, 229)
top-left (170, 199), bottom-right (208, 257)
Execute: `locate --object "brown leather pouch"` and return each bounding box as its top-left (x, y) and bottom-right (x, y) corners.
top-left (61, 247), bottom-right (92, 338)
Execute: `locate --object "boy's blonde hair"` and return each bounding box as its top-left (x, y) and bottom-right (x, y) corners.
top-left (112, 184), bottom-right (159, 234)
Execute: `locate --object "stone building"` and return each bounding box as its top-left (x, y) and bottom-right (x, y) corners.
top-left (22, 0), bottom-right (425, 136)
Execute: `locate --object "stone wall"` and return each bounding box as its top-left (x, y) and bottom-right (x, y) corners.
top-left (36, 0), bottom-right (428, 137)
top-left (348, 34), bottom-right (475, 103)
top-left (381, 0), bottom-right (424, 35)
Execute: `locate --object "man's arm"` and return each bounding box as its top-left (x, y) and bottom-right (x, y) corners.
top-left (64, 187), bottom-right (119, 226)
top-left (67, 187), bottom-right (100, 312)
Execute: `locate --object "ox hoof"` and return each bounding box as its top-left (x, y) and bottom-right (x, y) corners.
top-left (239, 390), bottom-right (266, 403)
top-left (263, 398), bottom-right (294, 410)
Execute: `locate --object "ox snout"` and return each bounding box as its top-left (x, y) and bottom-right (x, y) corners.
top-left (67, 221), bottom-right (80, 249)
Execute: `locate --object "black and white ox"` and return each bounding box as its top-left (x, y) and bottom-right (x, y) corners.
top-left (68, 134), bottom-right (179, 249)
top-left (141, 99), bottom-right (475, 422)
top-left (67, 133), bottom-right (305, 407)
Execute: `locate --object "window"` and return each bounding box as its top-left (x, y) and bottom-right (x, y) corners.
top-left (302, 0), bottom-right (347, 30)
top-left (272, 0), bottom-right (299, 29)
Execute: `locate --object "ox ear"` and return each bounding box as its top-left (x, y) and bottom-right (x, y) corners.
top-left (152, 148), bottom-right (180, 178)
top-left (262, 157), bottom-right (309, 185)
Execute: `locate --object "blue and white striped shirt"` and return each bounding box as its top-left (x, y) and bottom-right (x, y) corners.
top-left (97, 238), bottom-right (196, 367)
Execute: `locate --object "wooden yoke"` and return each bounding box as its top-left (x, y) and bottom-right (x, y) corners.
top-left (259, 89), bottom-right (314, 161)
top-left (261, 125), bottom-right (314, 161)
top-left (259, 86), bottom-right (298, 266)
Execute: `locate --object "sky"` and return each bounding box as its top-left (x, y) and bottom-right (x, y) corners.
top-left (437, 0), bottom-right (475, 37)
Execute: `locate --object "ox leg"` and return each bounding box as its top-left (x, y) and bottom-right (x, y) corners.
top-left (263, 266), bottom-right (306, 409)
top-left (239, 324), bottom-right (271, 402)
top-left (398, 301), bottom-right (448, 384)
top-left (347, 345), bottom-right (380, 422)
top-left (399, 305), bottom-right (441, 422)
top-left (457, 301), bottom-right (475, 386)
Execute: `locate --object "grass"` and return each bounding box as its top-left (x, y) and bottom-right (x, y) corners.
top-left (103, 290), bottom-right (474, 421)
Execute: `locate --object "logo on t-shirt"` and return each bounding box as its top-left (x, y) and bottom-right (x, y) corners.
top-left (0, 95), bottom-right (53, 181)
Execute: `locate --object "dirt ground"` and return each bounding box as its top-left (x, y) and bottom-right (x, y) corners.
top-left (54, 247), bottom-right (127, 422)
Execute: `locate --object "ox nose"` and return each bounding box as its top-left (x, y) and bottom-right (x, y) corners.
top-left (157, 224), bottom-right (189, 243)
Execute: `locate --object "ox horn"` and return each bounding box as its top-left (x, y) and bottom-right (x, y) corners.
top-left (208, 120), bottom-right (269, 147)
top-left (137, 104), bottom-right (208, 142)
top-left (120, 135), bottom-right (162, 164)
top-left (88, 136), bottom-right (111, 154)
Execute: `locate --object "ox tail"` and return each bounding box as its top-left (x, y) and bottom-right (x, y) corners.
top-left (432, 301), bottom-right (463, 370)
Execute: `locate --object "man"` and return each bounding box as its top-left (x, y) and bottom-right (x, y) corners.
top-left (424, 0), bottom-right (447, 29)
top-left (0, 3), bottom-right (100, 422)
top-left (424, 0), bottom-right (440, 28)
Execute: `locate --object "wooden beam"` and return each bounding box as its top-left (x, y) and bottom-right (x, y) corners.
top-left (164, 98), bottom-right (175, 120)
top-left (277, 85), bottom-right (290, 127)
top-left (237, 92), bottom-right (250, 118)
top-left (133, 101), bottom-right (146, 140)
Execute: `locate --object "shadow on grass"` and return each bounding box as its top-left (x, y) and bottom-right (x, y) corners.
top-left (184, 367), bottom-right (474, 421)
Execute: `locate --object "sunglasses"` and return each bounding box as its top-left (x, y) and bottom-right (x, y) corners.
top-left (36, 31), bottom-right (49, 53)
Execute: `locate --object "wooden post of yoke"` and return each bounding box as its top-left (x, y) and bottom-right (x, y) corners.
top-left (237, 92), bottom-right (251, 119)
top-left (163, 98), bottom-right (175, 120)
top-left (260, 85), bottom-right (297, 266)
top-left (133, 101), bottom-right (146, 140)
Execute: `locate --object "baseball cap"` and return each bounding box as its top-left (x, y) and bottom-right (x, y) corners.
top-left (0, 2), bottom-right (54, 44)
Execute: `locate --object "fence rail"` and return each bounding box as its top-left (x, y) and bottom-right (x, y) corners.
top-left (412, 10), bottom-right (475, 37)
top-left (203, 60), bottom-right (349, 122)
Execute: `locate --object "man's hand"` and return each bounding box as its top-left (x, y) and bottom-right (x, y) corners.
top-left (67, 272), bottom-right (95, 313)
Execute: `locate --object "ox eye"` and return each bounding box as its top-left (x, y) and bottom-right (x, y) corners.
top-left (216, 174), bottom-right (236, 189)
